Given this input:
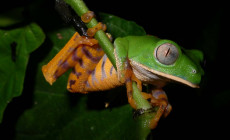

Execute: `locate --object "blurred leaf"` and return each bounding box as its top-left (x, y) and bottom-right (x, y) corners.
top-left (15, 90), bottom-right (138, 139)
top-left (0, 23), bottom-right (45, 122)
top-left (0, 8), bottom-right (24, 27)
top-left (14, 13), bottom-right (148, 140)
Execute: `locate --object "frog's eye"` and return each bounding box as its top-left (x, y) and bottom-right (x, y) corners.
top-left (155, 43), bottom-right (179, 65)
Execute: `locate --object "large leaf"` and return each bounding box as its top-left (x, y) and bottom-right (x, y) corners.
top-left (100, 13), bottom-right (146, 38)
top-left (14, 14), bottom-right (147, 139)
top-left (0, 23), bottom-right (45, 122)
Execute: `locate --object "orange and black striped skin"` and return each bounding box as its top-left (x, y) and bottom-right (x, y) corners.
top-left (42, 32), bottom-right (98, 85)
top-left (42, 32), bottom-right (123, 94)
top-left (67, 47), bottom-right (123, 93)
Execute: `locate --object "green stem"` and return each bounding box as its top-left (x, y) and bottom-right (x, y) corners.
top-left (132, 82), bottom-right (151, 109)
top-left (64, 0), bottom-right (116, 69)
top-left (132, 82), bottom-right (155, 138)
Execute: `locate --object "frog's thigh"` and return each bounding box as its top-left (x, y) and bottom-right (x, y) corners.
top-left (67, 45), bottom-right (104, 93)
top-left (71, 54), bottom-right (122, 93)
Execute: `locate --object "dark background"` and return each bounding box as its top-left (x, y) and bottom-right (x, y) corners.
top-left (1, 0), bottom-right (229, 139)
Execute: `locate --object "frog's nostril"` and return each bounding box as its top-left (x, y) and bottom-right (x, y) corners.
top-left (192, 69), bottom-right (197, 74)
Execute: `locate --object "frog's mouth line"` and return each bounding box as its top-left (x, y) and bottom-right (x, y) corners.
top-left (130, 60), bottom-right (199, 88)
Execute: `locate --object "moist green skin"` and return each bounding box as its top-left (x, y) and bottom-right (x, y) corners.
top-left (114, 35), bottom-right (204, 87)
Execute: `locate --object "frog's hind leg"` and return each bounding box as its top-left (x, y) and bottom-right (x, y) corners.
top-left (42, 32), bottom-right (98, 85)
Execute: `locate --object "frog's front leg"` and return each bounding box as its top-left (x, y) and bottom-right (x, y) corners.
top-left (114, 38), bottom-right (144, 109)
top-left (124, 61), bottom-right (138, 109)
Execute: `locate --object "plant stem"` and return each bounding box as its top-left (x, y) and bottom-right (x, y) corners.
top-left (64, 0), bottom-right (116, 69)
top-left (132, 82), bottom-right (155, 138)
top-left (132, 82), bottom-right (152, 110)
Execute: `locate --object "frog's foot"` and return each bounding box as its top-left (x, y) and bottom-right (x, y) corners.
top-left (87, 22), bottom-right (107, 37)
top-left (141, 92), bottom-right (154, 100)
top-left (81, 11), bottom-right (95, 23)
top-left (148, 89), bottom-right (172, 129)
top-left (81, 10), bottom-right (106, 37)
top-left (131, 73), bottom-right (142, 91)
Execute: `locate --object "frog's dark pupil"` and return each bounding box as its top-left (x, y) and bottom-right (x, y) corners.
top-left (165, 48), bottom-right (170, 57)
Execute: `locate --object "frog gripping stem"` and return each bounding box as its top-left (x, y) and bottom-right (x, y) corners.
top-left (80, 11), bottom-right (107, 37)
top-left (87, 22), bottom-right (107, 37)
top-left (64, 0), bottom-right (117, 67)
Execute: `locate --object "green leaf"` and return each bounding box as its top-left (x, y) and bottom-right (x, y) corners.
top-left (14, 14), bottom-right (148, 139)
top-left (0, 23), bottom-right (45, 122)
top-left (100, 13), bottom-right (146, 38)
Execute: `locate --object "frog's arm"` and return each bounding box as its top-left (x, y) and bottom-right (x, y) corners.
top-left (114, 37), bottom-right (145, 109)
top-left (114, 37), bottom-right (129, 83)
top-left (114, 37), bottom-right (135, 108)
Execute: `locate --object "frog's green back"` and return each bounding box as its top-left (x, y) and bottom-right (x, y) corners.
top-left (125, 36), bottom-right (160, 58)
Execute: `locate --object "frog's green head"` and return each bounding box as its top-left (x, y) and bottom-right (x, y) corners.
top-left (130, 38), bottom-right (204, 88)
